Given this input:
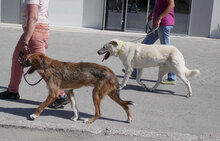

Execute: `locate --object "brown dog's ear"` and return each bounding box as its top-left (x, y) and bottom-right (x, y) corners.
top-left (109, 40), bottom-right (118, 46)
top-left (40, 56), bottom-right (45, 68)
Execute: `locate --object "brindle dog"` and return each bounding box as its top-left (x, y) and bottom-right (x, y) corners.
top-left (21, 53), bottom-right (133, 123)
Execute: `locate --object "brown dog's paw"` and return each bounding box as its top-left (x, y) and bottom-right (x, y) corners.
top-left (30, 114), bottom-right (38, 120)
top-left (83, 118), bottom-right (94, 124)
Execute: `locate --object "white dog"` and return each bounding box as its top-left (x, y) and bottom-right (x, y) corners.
top-left (97, 39), bottom-right (200, 97)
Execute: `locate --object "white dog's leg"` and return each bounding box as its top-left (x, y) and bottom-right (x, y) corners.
top-left (150, 66), bottom-right (168, 91)
top-left (136, 68), bottom-right (148, 90)
top-left (120, 67), bottom-right (133, 89)
top-left (178, 74), bottom-right (192, 97)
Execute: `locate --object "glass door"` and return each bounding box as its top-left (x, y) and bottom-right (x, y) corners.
top-left (125, 0), bottom-right (150, 32)
top-left (173, 0), bottom-right (192, 34)
top-left (104, 0), bottom-right (192, 35)
top-left (104, 0), bottom-right (126, 31)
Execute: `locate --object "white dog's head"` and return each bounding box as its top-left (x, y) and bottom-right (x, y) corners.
top-left (97, 39), bottom-right (122, 62)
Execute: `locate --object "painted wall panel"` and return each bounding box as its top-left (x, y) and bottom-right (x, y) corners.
top-left (49, 0), bottom-right (83, 27)
top-left (189, 0), bottom-right (213, 37)
top-left (82, 0), bottom-right (104, 29)
top-left (209, 0), bottom-right (220, 38)
top-left (1, 0), bottom-right (20, 24)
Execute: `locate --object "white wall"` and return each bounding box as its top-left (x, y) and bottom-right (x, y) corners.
top-left (49, 0), bottom-right (83, 27)
top-left (209, 0), bottom-right (220, 38)
top-left (49, 0), bottom-right (104, 29)
top-left (0, 0), bottom-right (1, 22)
top-left (82, 0), bottom-right (104, 29)
top-left (1, 0), bottom-right (21, 24)
top-left (189, 0), bottom-right (214, 37)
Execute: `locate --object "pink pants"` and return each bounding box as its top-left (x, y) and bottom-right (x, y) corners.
top-left (8, 23), bottom-right (64, 96)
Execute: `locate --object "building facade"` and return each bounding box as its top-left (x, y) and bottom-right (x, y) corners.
top-left (0, 0), bottom-right (219, 38)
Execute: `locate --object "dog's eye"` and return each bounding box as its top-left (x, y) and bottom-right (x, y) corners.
top-left (103, 46), bottom-right (106, 49)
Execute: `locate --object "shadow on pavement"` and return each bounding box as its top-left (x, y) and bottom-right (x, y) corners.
top-left (0, 98), bottom-right (126, 123)
top-left (123, 84), bottom-right (186, 97)
top-left (115, 76), bottom-right (186, 97)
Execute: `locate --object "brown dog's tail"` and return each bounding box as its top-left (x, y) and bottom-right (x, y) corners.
top-left (116, 84), bottom-right (135, 105)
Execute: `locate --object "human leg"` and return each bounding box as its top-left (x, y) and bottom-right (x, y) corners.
top-left (7, 24), bottom-right (49, 94)
top-left (158, 26), bottom-right (176, 82)
top-left (142, 31), bottom-right (159, 45)
top-left (130, 32), bottom-right (159, 76)
top-left (158, 26), bottom-right (173, 45)
top-left (30, 24), bottom-right (68, 108)
top-left (7, 35), bottom-right (25, 93)
top-left (0, 34), bottom-right (25, 99)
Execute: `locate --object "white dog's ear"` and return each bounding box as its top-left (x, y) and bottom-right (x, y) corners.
top-left (109, 40), bottom-right (118, 46)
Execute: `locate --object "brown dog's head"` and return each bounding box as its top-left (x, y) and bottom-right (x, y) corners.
top-left (21, 53), bottom-right (46, 74)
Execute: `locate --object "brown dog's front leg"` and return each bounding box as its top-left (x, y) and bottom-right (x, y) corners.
top-left (30, 95), bottom-right (58, 120)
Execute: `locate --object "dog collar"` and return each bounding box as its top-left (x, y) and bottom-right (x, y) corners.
top-left (117, 41), bottom-right (124, 55)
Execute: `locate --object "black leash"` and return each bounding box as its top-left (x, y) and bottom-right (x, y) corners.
top-left (130, 22), bottom-right (159, 42)
top-left (23, 70), bottom-right (45, 86)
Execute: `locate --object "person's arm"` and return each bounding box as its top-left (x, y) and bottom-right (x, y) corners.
top-left (23, 4), bottom-right (39, 52)
top-left (154, 0), bottom-right (175, 27)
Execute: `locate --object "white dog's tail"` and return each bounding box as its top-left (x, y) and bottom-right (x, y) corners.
top-left (185, 68), bottom-right (200, 78)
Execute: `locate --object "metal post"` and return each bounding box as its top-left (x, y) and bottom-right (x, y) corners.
top-left (102, 0), bottom-right (107, 30)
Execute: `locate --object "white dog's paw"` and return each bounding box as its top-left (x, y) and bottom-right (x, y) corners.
top-left (70, 116), bottom-right (78, 121)
top-left (119, 86), bottom-right (124, 90)
top-left (30, 114), bottom-right (38, 120)
top-left (119, 84), bottom-right (126, 90)
top-left (148, 88), bottom-right (155, 92)
top-left (142, 84), bottom-right (149, 90)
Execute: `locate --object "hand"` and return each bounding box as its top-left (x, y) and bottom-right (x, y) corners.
top-left (153, 17), bottom-right (161, 28)
top-left (147, 13), bottom-right (153, 21)
top-left (22, 40), bottom-right (30, 54)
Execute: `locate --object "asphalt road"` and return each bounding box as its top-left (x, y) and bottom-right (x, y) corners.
top-left (0, 24), bottom-right (220, 141)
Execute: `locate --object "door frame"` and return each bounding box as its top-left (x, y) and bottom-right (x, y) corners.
top-left (103, 0), bottom-right (127, 31)
top-left (103, 0), bottom-right (151, 32)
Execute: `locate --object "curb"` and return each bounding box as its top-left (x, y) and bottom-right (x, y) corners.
top-left (1, 118), bottom-right (219, 141)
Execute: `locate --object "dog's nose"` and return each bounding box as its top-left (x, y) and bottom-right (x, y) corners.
top-left (97, 50), bottom-right (101, 55)
top-left (97, 49), bottom-right (102, 55)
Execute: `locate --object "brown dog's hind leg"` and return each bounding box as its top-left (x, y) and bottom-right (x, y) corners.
top-left (108, 89), bottom-right (133, 123)
top-left (84, 86), bottom-right (106, 124)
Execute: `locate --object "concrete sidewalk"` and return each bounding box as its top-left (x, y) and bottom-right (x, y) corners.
top-left (0, 25), bottom-right (220, 140)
